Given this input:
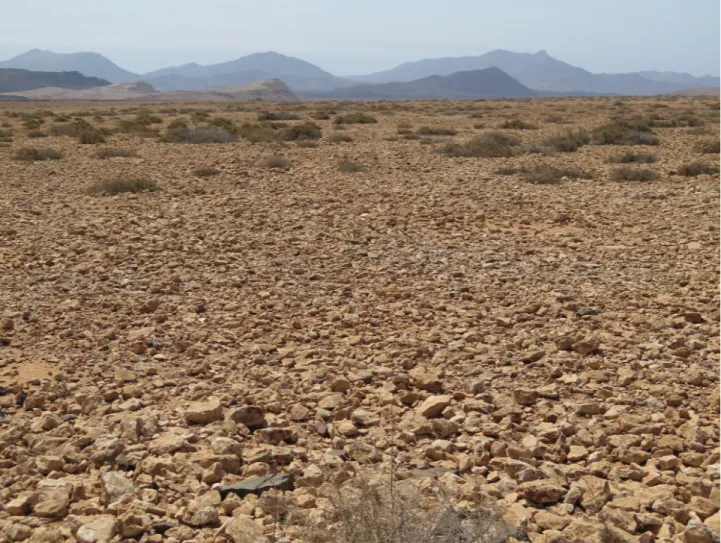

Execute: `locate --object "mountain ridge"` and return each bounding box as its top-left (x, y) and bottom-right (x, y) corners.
top-left (1, 48), bottom-right (717, 96)
top-left (303, 67), bottom-right (537, 100)
top-left (350, 49), bottom-right (720, 95)
top-left (0, 49), bottom-right (138, 83)
top-left (0, 68), bottom-right (110, 93)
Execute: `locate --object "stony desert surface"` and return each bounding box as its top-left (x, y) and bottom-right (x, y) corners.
top-left (0, 96), bottom-right (719, 543)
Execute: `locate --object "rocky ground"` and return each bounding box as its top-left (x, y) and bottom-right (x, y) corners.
top-left (0, 96), bottom-right (719, 543)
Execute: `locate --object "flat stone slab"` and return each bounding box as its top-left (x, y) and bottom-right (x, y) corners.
top-left (219, 473), bottom-right (294, 499)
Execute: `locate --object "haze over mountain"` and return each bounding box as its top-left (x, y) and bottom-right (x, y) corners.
top-left (305, 68), bottom-right (537, 100)
top-left (143, 52), bottom-right (349, 92)
top-left (0, 48), bottom-right (717, 98)
top-left (0, 68), bottom-right (109, 93)
top-left (349, 50), bottom-right (721, 96)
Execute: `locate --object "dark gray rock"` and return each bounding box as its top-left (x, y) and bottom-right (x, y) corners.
top-left (219, 473), bottom-right (294, 499)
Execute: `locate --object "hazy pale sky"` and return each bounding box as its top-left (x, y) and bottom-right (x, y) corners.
top-left (1, 0), bottom-right (719, 76)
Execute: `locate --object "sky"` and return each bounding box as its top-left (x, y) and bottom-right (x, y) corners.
top-left (1, 0), bottom-right (719, 76)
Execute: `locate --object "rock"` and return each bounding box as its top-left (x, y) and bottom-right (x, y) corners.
top-left (182, 505), bottom-right (219, 527)
top-left (36, 455), bottom-right (63, 475)
top-left (100, 471), bottom-right (135, 505)
top-left (518, 480), bottom-right (566, 504)
top-left (76, 516), bottom-right (118, 543)
top-left (5, 495), bottom-right (33, 516)
top-left (351, 409), bottom-right (380, 426)
top-left (416, 394), bottom-right (452, 418)
top-left (684, 519), bottom-right (720, 543)
top-left (330, 377), bottom-right (351, 393)
top-left (228, 404), bottom-right (265, 427)
top-left (211, 437), bottom-right (243, 457)
top-left (3, 523), bottom-right (32, 541)
top-left (572, 336), bottom-right (600, 355)
top-left (535, 511), bottom-right (571, 531)
top-left (185, 397), bottom-right (223, 424)
top-left (409, 366), bottom-right (443, 391)
top-left (119, 512), bottom-right (151, 538)
top-left (578, 476), bottom-right (610, 513)
top-left (148, 433), bottom-right (186, 455)
top-left (219, 473), bottom-right (295, 499)
top-left (347, 442), bottom-right (381, 463)
top-left (289, 403), bottom-right (310, 421)
top-left (256, 427), bottom-right (295, 444)
top-left (334, 419), bottom-right (360, 437)
top-left (33, 496), bottom-right (68, 518)
top-left (202, 462), bottom-right (225, 484)
top-left (224, 515), bottom-right (268, 543)
top-left (522, 349), bottom-right (546, 363)
top-left (513, 388), bottom-right (538, 405)
top-left (297, 464), bottom-right (325, 487)
top-left (705, 512), bottom-right (720, 534)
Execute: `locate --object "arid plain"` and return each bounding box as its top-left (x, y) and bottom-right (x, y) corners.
top-left (0, 96), bottom-right (719, 543)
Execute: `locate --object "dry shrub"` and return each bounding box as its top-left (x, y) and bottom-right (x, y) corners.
top-left (677, 161), bottom-right (719, 177)
top-left (0, 128), bottom-right (12, 141)
top-left (23, 119), bottom-right (43, 129)
top-left (544, 115), bottom-right (570, 124)
top-left (524, 164), bottom-right (591, 184)
top-left (207, 117), bottom-right (237, 133)
top-left (334, 113), bottom-right (378, 125)
top-left (94, 148), bottom-right (137, 159)
top-left (697, 141), bottom-right (720, 154)
top-left (338, 160), bottom-right (365, 173)
top-left (185, 126), bottom-right (236, 144)
top-left (590, 122), bottom-right (659, 145)
top-left (134, 109), bottom-right (163, 125)
top-left (417, 126), bottom-right (457, 136)
top-left (238, 122), bottom-right (277, 143)
top-left (544, 129), bottom-right (590, 152)
top-left (26, 129), bottom-right (48, 138)
top-left (50, 119), bottom-right (96, 137)
top-left (297, 140), bottom-right (318, 148)
top-left (440, 132), bottom-right (519, 158)
top-left (117, 119), bottom-right (159, 137)
top-left (258, 111), bottom-right (300, 121)
top-left (87, 177), bottom-right (158, 195)
top-left (312, 110), bottom-right (330, 120)
top-left (297, 475), bottom-right (515, 543)
top-left (278, 122), bottom-right (322, 141)
top-left (78, 129), bottom-right (106, 144)
top-left (265, 155), bottom-right (290, 169)
top-left (494, 166), bottom-right (523, 176)
top-left (192, 167), bottom-right (220, 178)
top-left (162, 123), bottom-right (236, 144)
top-left (500, 119), bottom-right (536, 130)
top-left (330, 132), bottom-right (353, 142)
top-left (607, 151), bottom-right (657, 164)
top-left (686, 126), bottom-right (708, 135)
top-left (611, 166), bottom-right (661, 181)
top-left (13, 147), bottom-right (63, 161)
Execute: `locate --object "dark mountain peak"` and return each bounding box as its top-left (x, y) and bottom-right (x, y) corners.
top-left (0, 49), bottom-right (138, 82)
top-left (0, 67), bottom-right (110, 93)
top-left (306, 67), bottom-right (536, 100)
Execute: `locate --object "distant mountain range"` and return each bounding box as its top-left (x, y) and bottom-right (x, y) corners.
top-left (0, 68), bottom-right (109, 93)
top-left (349, 50), bottom-right (721, 95)
top-left (306, 67), bottom-right (537, 100)
top-left (0, 48), bottom-right (718, 98)
top-left (142, 52), bottom-right (349, 92)
top-left (0, 49), bottom-right (137, 83)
